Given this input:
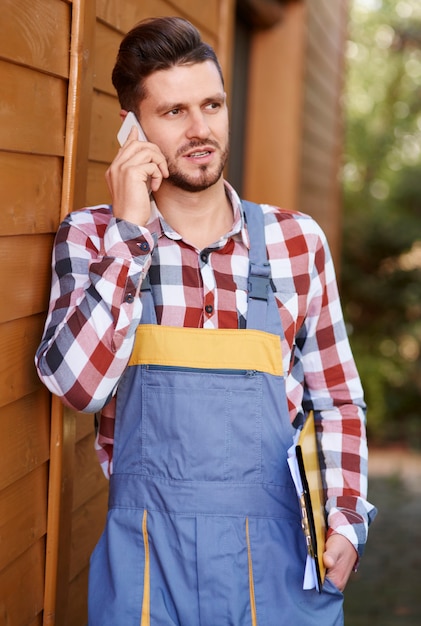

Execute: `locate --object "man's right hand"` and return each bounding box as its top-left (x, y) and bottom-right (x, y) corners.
top-left (106, 125), bottom-right (169, 227)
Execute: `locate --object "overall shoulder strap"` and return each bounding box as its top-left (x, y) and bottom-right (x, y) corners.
top-left (241, 200), bottom-right (271, 331)
top-left (139, 272), bottom-right (158, 325)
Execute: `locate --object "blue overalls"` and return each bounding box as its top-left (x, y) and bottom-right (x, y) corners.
top-left (88, 201), bottom-right (344, 625)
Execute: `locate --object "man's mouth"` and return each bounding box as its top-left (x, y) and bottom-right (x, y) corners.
top-left (188, 150), bottom-right (211, 158)
top-left (177, 140), bottom-right (219, 159)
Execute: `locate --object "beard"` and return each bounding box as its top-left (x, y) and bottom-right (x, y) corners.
top-left (164, 139), bottom-right (229, 193)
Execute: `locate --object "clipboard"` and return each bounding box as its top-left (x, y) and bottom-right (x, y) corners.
top-left (295, 411), bottom-right (326, 592)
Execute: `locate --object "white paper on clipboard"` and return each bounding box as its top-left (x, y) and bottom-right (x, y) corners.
top-left (287, 429), bottom-right (320, 591)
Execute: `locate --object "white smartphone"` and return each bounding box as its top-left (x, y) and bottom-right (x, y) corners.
top-left (117, 111), bottom-right (148, 146)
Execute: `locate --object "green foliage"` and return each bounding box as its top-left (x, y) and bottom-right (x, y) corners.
top-left (342, 0), bottom-right (421, 446)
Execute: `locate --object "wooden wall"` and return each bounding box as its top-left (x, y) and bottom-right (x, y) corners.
top-left (0, 1), bottom-right (348, 624)
top-left (243, 1), bottom-right (307, 212)
top-left (0, 1), bottom-right (235, 625)
top-left (0, 1), bottom-right (70, 624)
top-left (297, 0), bottom-right (350, 265)
top-left (243, 0), bottom-right (349, 266)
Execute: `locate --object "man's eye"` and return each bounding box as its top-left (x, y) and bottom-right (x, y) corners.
top-left (168, 108), bottom-right (180, 116)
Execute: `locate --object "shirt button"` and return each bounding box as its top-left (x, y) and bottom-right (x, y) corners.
top-left (125, 293), bottom-right (134, 303)
top-left (139, 241), bottom-right (150, 252)
top-left (205, 304), bottom-right (213, 315)
top-left (200, 252), bottom-right (208, 263)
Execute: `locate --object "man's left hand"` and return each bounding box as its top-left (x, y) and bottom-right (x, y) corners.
top-left (323, 533), bottom-right (358, 592)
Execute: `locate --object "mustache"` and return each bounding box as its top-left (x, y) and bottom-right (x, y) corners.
top-left (175, 139), bottom-right (220, 158)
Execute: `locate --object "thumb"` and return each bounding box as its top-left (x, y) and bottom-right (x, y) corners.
top-left (323, 547), bottom-right (337, 570)
top-left (323, 533), bottom-right (349, 570)
top-left (322, 533), bottom-right (358, 591)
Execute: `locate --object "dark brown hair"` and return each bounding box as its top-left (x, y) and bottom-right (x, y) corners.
top-left (112, 17), bottom-right (224, 113)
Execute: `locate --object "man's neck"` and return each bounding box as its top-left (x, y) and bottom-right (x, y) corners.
top-left (153, 179), bottom-right (233, 250)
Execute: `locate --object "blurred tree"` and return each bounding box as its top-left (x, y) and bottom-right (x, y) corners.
top-left (342, 0), bottom-right (421, 446)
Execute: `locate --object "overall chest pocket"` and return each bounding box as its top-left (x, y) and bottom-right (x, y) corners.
top-left (141, 367), bottom-right (263, 482)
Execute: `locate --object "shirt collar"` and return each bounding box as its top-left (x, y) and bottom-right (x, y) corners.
top-left (146, 181), bottom-right (250, 250)
top-left (224, 181), bottom-right (250, 249)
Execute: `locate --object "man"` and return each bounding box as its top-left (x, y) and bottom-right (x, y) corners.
top-left (36, 16), bottom-right (376, 625)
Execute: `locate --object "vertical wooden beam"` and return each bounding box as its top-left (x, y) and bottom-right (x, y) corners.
top-left (243, 1), bottom-right (307, 210)
top-left (43, 401), bottom-right (76, 625)
top-left (43, 0), bottom-right (96, 623)
top-left (61, 0), bottom-right (96, 218)
top-left (217, 0), bottom-right (236, 98)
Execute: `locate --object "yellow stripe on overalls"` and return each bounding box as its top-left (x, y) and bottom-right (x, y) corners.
top-left (128, 325), bottom-right (283, 377)
top-left (246, 517), bottom-right (258, 626)
top-left (140, 510), bottom-right (150, 626)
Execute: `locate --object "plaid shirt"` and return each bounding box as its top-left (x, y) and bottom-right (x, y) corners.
top-left (36, 183), bottom-right (376, 555)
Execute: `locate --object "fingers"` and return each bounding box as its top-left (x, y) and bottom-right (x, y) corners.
top-left (115, 127), bottom-right (169, 185)
top-left (106, 128), bottom-right (169, 226)
top-left (323, 534), bottom-right (358, 592)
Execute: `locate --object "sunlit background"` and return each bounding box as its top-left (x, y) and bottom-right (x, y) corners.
top-left (341, 1), bottom-right (421, 623)
top-left (342, 0), bottom-right (421, 443)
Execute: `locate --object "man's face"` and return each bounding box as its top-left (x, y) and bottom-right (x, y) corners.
top-left (138, 60), bottom-right (229, 192)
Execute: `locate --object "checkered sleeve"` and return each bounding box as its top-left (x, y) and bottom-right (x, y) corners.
top-left (293, 218), bottom-right (377, 557)
top-left (35, 205), bottom-right (153, 413)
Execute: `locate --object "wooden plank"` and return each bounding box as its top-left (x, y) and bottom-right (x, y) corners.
top-left (28, 615), bottom-right (43, 626)
top-left (307, 30), bottom-right (343, 80)
top-left (300, 134), bottom-right (337, 204)
top-left (94, 21), bottom-right (122, 96)
top-left (301, 140), bottom-right (337, 177)
top-left (43, 398), bottom-right (76, 626)
top-left (86, 161), bottom-right (112, 207)
top-left (305, 49), bottom-right (342, 106)
top-left (215, 0), bottom-right (236, 98)
top-left (301, 122), bottom-right (338, 153)
top-left (60, 0), bottom-right (96, 216)
top-left (299, 167), bottom-right (333, 195)
top-left (69, 488), bottom-right (108, 581)
top-left (75, 409), bottom-right (96, 443)
top-left (244, 1), bottom-right (307, 211)
top-left (73, 432), bottom-right (108, 511)
top-left (0, 61), bottom-right (66, 156)
top-left (0, 538), bottom-right (45, 626)
top-left (65, 566), bottom-right (89, 626)
top-left (301, 100), bottom-right (338, 143)
top-left (298, 0), bottom-right (348, 267)
top-left (307, 1), bottom-right (345, 68)
top-left (0, 0), bottom-right (70, 77)
top-left (96, 0), bottom-right (218, 43)
top-left (172, 0), bottom-right (220, 35)
top-left (300, 134), bottom-right (336, 169)
top-left (0, 152), bottom-right (62, 236)
top-left (0, 464), bottom-right (48, 572)
top-left (0, 314), bottom-right (46, 409)
top-left (0, 234), bottom-right (53, 324)
top-left (89, 91), bottom-right (121, 164)
top-left (304, 67), bottom-right (341, 115)
top-left (0, 389), bottom-right (50, 492)
top-left (96, 0), bottom-right (180, 33)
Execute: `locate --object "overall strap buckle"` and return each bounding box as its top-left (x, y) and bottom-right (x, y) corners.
top-left (248, 263), bottom-right (271, 301)
top-left (242, 200), bottom-right (272, 330)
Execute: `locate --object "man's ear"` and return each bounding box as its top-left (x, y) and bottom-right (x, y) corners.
top-left (120, 109), bottom-right (129, 121)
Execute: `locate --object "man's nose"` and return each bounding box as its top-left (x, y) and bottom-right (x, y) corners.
top-left (186, 111), bottom-right (210, 139)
